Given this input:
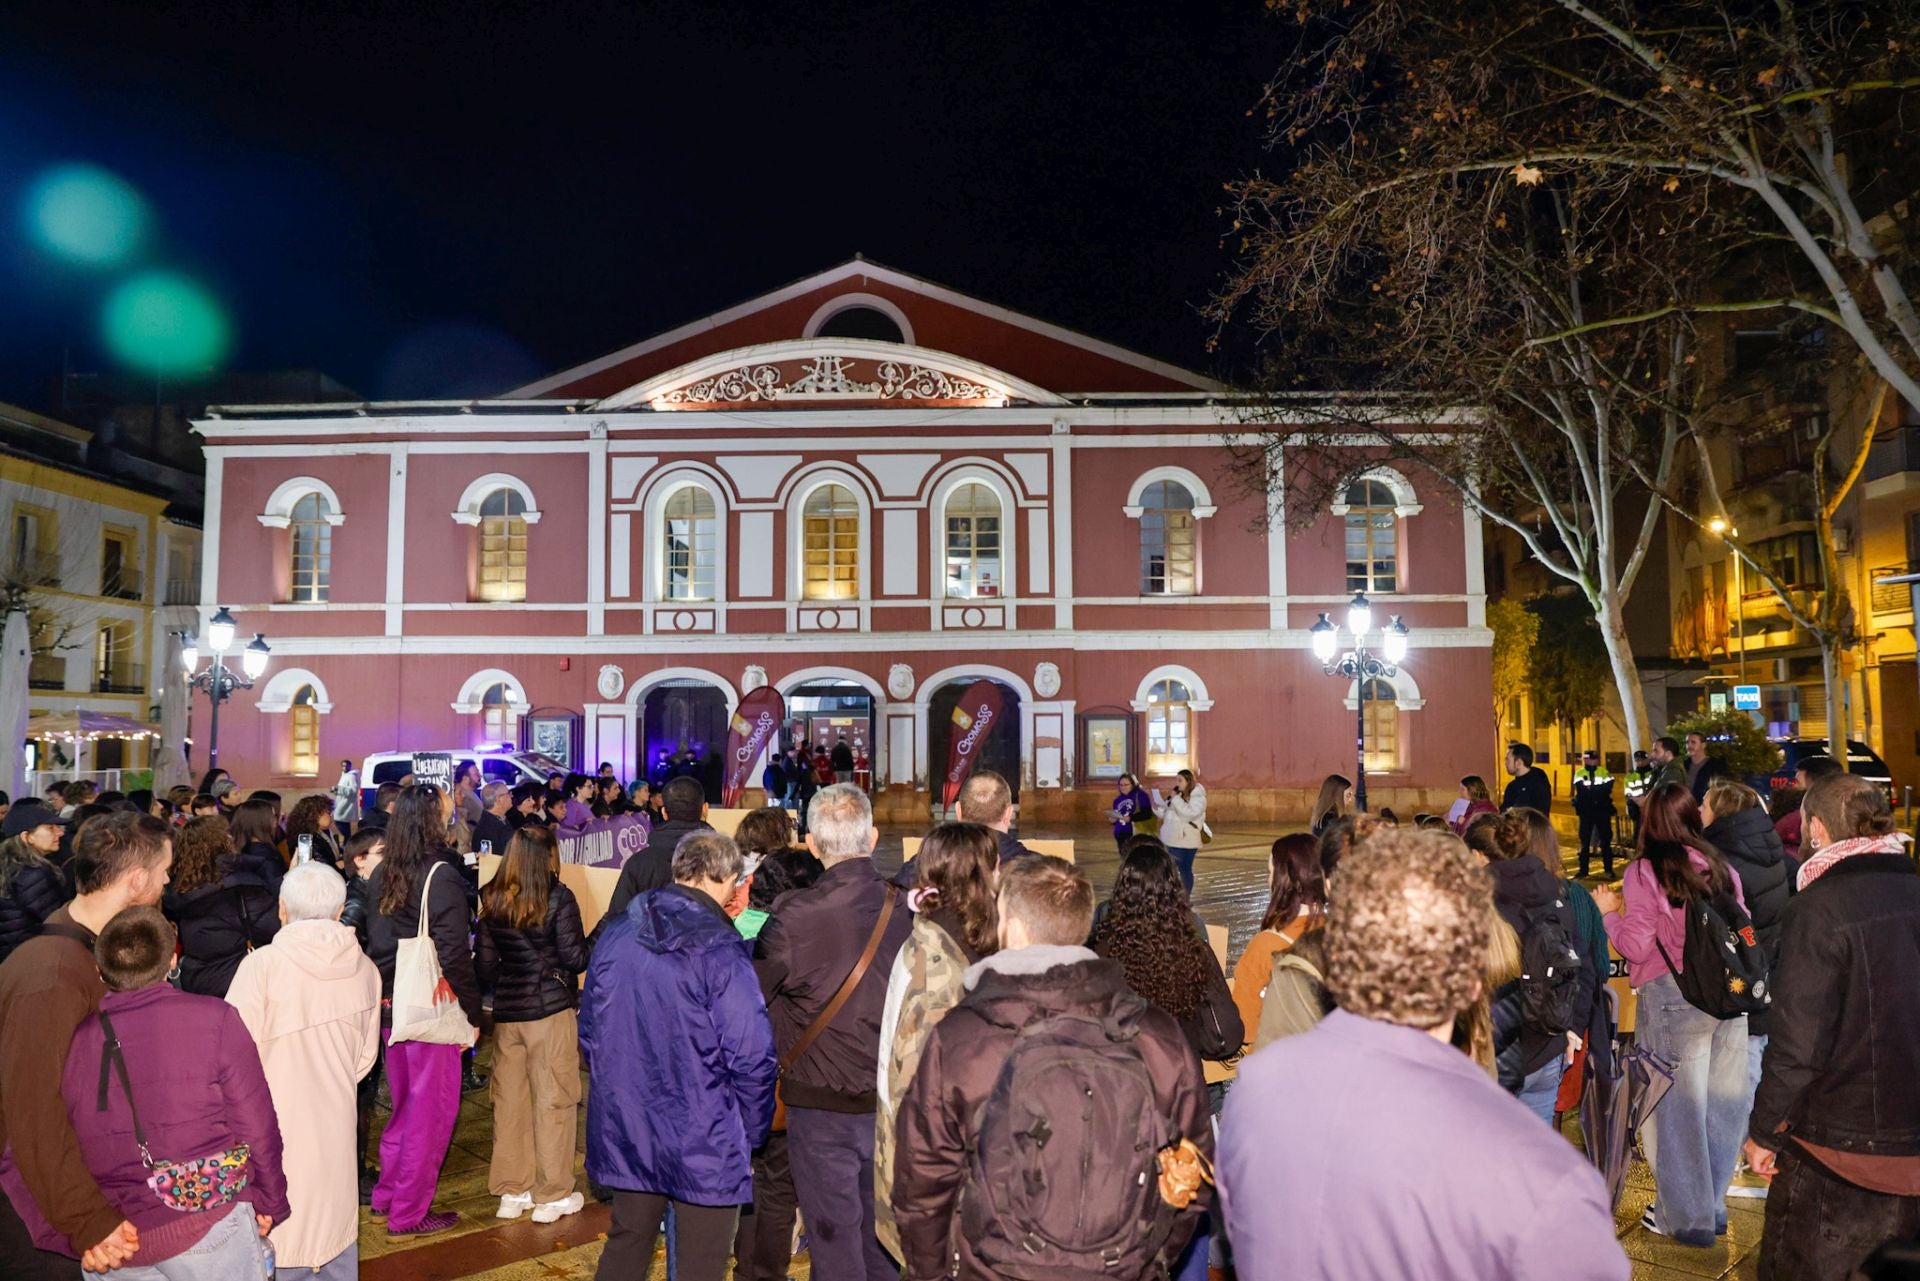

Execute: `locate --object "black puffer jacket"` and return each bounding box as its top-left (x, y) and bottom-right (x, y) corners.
top-left (365, 855), bottom-right (481, 1027)
top-left (0, 857), bottom-right (70, 964)
top-left (1703, 805), bottom-right (1792, 1037)
top-left (231, 841), bottom-right (287, 888)
top-left (476, 882), bottom-right (589, 1023)
top-left (163, 867), bottom-right (282, 997)
top-left (1488, 856), bottom-right (1594, 1089)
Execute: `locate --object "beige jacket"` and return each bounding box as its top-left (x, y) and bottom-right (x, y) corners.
top-left (226, 919), bottom-right (380, 1269)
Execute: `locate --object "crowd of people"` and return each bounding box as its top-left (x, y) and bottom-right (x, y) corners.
top-left (0, 736), bottom-right (1915, 1281)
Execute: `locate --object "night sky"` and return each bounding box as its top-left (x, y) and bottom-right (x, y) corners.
top-left (0, 0), bottom-right (1281, 407)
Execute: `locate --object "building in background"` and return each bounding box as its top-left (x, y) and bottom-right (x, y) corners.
top-left (192, 259), bottom-right (1497, 819)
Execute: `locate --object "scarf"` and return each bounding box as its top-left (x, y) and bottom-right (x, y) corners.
top-left (1796, 831), bottom-right (1913, 891)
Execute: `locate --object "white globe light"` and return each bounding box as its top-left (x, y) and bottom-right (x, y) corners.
top-left (1347, 593), bottom-right (1372, 640)
top-left (1384, 616), bottom-right (1410, 664)
top-left (207, 606), bottom-right (237, 654)
top-left (179, 636), bottom-right (198, 674)
top-left (1310, 613), bottom-right (1338, 663)
top-left (242, 633), bottom-right (271, 680)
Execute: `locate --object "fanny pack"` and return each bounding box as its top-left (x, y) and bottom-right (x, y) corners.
top-left (97, 1010), bottom-right (251, 1213)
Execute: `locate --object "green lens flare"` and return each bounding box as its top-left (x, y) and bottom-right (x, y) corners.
top-left (101, 272), bottom-right (231, 371)
top-left (23, 164), bottom-right (149, 267)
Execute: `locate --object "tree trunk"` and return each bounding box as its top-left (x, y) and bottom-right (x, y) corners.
top-left (0, 610), bottom-right (30, 798)
top-left (1819, 636), bottom-right (1852, 768)
top-left (1596, 599), bottom-right (1651, 755)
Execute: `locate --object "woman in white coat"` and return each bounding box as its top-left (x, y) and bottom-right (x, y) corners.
top-left (332, 759), bottom-right (363, 833)
top-left (1154, 769), bottom-right (1210, 892)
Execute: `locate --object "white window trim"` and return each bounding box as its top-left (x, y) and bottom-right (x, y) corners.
top-left (452, 474), bottom-right (544, 526)
top-left (929, 467), bottom-right (1018, 612)
top-left (1342, 666), bottom-right (1426, 711)
top-left (258, 478), bottom-right (345, 529)
top-left (256, 667), bottom-right (335, 714)
top-left (1329, 465), bottom-right (1423, 518)
top-left (452, 668), bottom-right (531, 715)
top-left (787, 470), bottom-right (873, 603)
top-left (800, 292), bottom-right (917, 345)
top-left (1122, 466), bottom-right (1218, 520)
top-left (642, 474), bottom-right (729, 605)
top-left (1129, 664), bottom-right (1214, 712)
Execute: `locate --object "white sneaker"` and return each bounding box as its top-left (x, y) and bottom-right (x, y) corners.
top-left (530, 1192), bottom-right (584, 1224)
top-left (496, 1192), bottom-right (533, 1219)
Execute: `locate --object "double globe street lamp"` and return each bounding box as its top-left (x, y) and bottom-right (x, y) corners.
top-left (179, 606), bottom-right (271, 771)
top-left (1311, 592), bottom-right (1412, 814)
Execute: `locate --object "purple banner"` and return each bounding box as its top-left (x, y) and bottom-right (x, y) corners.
top-left (556, 811), bottom-right (653, 869)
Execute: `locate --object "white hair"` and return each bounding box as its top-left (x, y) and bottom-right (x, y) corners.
top-left (808, 783), bottom-right (874, 861)
top-left (280, 862), bottom-right (348, 923)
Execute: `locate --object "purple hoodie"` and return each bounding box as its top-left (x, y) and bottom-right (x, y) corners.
top-left (61, 983), bottom-right (288, 1264)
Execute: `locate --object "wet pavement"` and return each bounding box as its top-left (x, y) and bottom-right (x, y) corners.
top-left (360, 820), bottom-right (1766, 1280)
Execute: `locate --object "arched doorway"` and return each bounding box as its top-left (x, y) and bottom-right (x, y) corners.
top-left (786, 680), bottom-right (877, 778)
top-left (928, 678), bottom-right (1023, 801)
top-left (642, 680), bottom-right (728, 796)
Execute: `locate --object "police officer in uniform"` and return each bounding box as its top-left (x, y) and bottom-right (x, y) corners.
top-left (1571, 748), bottom-right (1617, 878)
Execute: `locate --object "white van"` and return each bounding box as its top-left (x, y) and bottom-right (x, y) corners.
top-left (358, 744), bottom-right (571, 809)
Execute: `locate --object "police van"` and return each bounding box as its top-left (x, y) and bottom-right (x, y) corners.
top-left (357, 744), bottom-right (569, 811)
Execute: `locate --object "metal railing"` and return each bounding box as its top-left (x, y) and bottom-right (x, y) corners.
top-left (101, 567), bottom-right (143, 600)
top-left (1872, 564), bottom-right (1914, 617)
top-left (163, 578), bottom-right (199, 606)
top-left (93, 663), bottom-right (146, 694)
top-left (28, 654), bottom-right (66, 689)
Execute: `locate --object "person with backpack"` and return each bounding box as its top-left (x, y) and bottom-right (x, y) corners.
top-left (1218, 828), bottom-right (1628, 1281)
top-left (894, 854), bottom-right (1211, 1281)
top-left (582, 831), bottom-right (777, 1281)
top-left (1518, 808), bottom-right (1611, 1115)
top-left (1746, 773), bottom-right (1920, 1281)
top-left (1699, 779), bottom-right (1791, 1130)
top-left (1231, 833), bottom-right (1325, 1048)
top-left (1462, 811), bottom-right (1592, 1122)
top-left (1593, 781), bottom-right (1753, 1249)
top-left (873, 822), bottom-right (1000, 1260)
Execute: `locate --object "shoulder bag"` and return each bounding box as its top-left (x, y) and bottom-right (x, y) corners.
top-left (96, 1010), bottom-right (252, 1213)
top-left (771, 883), bottom-right (899, 1131)
top-left (388, 862), bottom-right (478, 1046)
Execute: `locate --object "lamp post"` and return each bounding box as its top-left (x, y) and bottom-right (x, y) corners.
top-left (1311, 592), bottom-right (1411, 814)
top-left (1709, 515), bottom-right (1746, 682)
top-left (180, 606), bottom-right (270, 771)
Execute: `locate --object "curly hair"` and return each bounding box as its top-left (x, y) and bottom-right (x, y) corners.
top-left (283, 795), bottom-right (332, 848)
top-left (170, 816), bottom-right (234, 895)
top-left (1325, 827), bottom-right (1491, 1028)
top-left (1090, 838), bottom-right (1214, 1021)
top-left (915, 822), bottom-right (1000, 957)
top-left (1462, 809), bottom-right (1531, 862)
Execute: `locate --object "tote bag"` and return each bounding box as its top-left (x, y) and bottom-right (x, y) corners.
top-left (389, 862), bottom-right (478, 1046)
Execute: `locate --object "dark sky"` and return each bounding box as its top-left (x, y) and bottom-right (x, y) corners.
top-left (0, 0), bottom-right (1281, 407)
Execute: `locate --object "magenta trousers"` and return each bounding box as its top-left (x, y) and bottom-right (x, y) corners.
top-left (372, 1034), bottom-right (461, 1229)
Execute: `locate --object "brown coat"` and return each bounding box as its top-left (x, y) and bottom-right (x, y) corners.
top-left (0, 908), bottom-right (121, 1253)
top-left (892, 947), bottom-right (1210, 1281)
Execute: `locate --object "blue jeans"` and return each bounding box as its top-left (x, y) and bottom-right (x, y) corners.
top-left (1635, 972), bottom-right (1748, 1245)
top-left (1516, 1053), bottom-right (1566, 1124)
top-left (275, 1241), bottom-right (356, 1280)
top-left (1167, 846), bottom-right (1197, 893)
top-left (85, 1200), bottom-right (263, 1280)
top-left (1746, 1032), bottom-right (1768, 1099)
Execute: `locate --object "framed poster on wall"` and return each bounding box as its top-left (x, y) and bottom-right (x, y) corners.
top-left (526, 714), bottom-right (578, 770)
top-left (1082, 714), bottom-right (1131, 780)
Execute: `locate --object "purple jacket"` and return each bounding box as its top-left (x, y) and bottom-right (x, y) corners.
top-left (1219, 1009), bottom-right (1627, 1281)
top-left (62, 985), bottom-right (288, 1257)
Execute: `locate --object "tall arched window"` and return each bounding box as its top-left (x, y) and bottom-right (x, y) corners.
top-left (1145, 677), bottom-right (1194, 774)
top-left (1361, 676), bottom-right (1401, 771)
top-left (802, 484), bottom-right (860, 601)
top-left (944, 482), bottom-right (1003, 598)
top-left (663, 486), bottom-right (717, 601)
top-left (477, 488), bottom-right (529, 602)
top-left (482, 681), bottom-right (519, 744)
top-left (1140, 481), bottom-right (1197, 595)
top-left (289, 685), bottom-right (320, 776)
top-left (1344, 479), bottom-right (1399, 593)
top-left (289, 493), bottom-right (333, 603)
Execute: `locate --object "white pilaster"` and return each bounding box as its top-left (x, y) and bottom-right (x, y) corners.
top-left (384, 448), bottom-right (408, 635)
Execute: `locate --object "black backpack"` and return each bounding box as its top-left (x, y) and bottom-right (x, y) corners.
top-left (1657, 888), bottom-right (1772, 1019)
top-left (1514, 897), bottom-right (1582, 1037)
top-left (960, 998), bottom-right (1186, 1280)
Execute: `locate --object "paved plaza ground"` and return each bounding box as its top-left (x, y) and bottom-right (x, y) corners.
top-left (360, 820), bottom-right (1766, 1281)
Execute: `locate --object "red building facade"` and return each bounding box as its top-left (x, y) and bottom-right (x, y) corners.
top-left (195, 261), bottom-right (1493, 819)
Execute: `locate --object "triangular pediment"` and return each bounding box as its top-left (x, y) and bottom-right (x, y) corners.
top-left (593, 338), bottom-right (1068, 411)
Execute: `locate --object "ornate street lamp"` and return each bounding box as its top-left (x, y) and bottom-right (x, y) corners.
top-left (1311, 592), bottom-right (1413, 813)
top-left (180, 606), bottom-right (270, 770)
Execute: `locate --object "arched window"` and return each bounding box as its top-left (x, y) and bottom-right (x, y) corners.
top-left (802, 484), bottom-right (860, 601)
top-left (1145, 678), bottom-right (1195, 774)
top-left (1140, 481), bottom-right (1197, 595)
top-left (1361, 676), bottom-right (1401, 772)
top-left (815, 306), bottom-right (906, 343)
top-left (1344, 479), bottom-right (1399, 593)
top-left (944, 482), bottom-right (1003, 598)
top-left (481, 681), bottom-right (519, 744)
top-left (662, 486), bottom-right (717, 601)
top-left (477, 488), bottom-right (528, 602)
top-left (289, 685), bottom-right (320, 776)
top-left (289, 492), bottom-right (333, 603)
